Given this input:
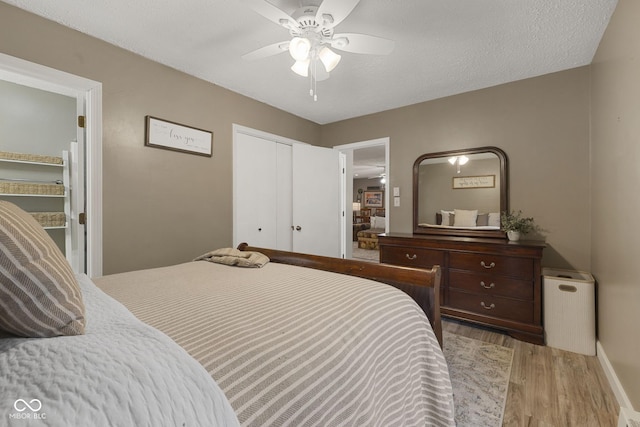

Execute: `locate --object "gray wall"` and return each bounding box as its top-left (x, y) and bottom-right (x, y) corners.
top-left (321, 67), bottom-right (591, 270)
top-left (591, 0), bottom-right (640, 409)
top-left (0, 2), bottom-right (321, 275)
top-left (0, 80), bottom-right (76, 156)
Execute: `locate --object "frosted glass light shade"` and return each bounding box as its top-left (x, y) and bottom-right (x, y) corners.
top-left (289, 37), bottom-right (311, 61)
top-left (318, 47), bottom-right (341, 72)
top-left (291, 59), bottom-right (310, 77)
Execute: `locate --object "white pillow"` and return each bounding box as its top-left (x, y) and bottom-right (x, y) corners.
top-left (440, 210), bottom-right (454, 226)
top-left (453, 209), bottom-right (478, 227)
top-left (371, 216), bottom-right (386, 229)
top-left (488, 212), bottom-right (501, 227)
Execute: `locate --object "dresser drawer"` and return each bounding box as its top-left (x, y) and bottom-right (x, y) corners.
top-left (447, 290), bottom-right (533, 323)
top-left (449, 252), bottom-right (533, 278)
top-left (381, 246), bottom-right (444, 269)
top-left (449, 270), bottom-right (533, 300)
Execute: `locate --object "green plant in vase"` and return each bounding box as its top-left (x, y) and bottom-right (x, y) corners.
top-left (501, 210), bottom-right (540, 241)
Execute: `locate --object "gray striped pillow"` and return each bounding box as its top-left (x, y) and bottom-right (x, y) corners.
top-left (0, 201), bottom-right (85, 337)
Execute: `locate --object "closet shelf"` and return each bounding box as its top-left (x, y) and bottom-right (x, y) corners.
top-left (0, 181), bottom-right (65, 196)
top-left (0, 147), bottom-right (72, 264)
top-left (30, 212), bottom-right (67, 228)
top-left (0, 151), bottom-right (64, 166)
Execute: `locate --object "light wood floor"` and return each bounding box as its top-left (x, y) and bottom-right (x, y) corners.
top-left (443, 319), bottom-right (620, 427)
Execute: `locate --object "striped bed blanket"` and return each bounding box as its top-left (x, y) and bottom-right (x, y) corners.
top-left (96, 261), bottom-right (455, 426)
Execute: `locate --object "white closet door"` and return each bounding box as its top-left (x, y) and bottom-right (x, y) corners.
top-left (275, 143), bottom-right (293, 251)
top-left (292, 144), bottom-right (342, 258)
top-left (233, 133), bottom-right (277, 248)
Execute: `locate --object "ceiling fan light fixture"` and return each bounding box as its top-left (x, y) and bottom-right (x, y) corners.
top-left (289, 37), bottom-right (311, 61)
top-left (318, 46), bottom-right (341, 72)
top-left (291, 58), bottom-right (310, 77)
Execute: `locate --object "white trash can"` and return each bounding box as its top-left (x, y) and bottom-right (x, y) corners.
top-left (543, 268), bottom-right (596, 355)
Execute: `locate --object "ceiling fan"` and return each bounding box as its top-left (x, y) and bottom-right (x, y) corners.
top-left (241, 0), bottom-right (395, 100)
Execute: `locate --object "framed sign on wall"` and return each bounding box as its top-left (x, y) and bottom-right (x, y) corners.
top-left (145, 116), bottom-right (213, 157)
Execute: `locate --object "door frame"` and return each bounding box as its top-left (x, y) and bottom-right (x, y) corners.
top-left (334, 137), bottom-right (390, 259)
top-left (0, 53), bottom-right (103, 276)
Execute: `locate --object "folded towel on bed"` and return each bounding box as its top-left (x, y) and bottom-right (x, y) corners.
top-left (194, 247), bottom-right (269, 268)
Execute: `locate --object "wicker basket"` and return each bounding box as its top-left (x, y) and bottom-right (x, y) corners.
top-left (0, 181), bottom-right (64, 196)
top-left (0, 151), bottom-right (63, 165)
top-left (30, 212), bottom-right (67, 228)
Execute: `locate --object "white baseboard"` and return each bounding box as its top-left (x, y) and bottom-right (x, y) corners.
top-left (597, 340), bottom-right (634, 410)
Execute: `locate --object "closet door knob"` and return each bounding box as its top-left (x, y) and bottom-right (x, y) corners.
top-left (296, 226), bottom-right (302, 231)
top-left (258, 228), bottom-right (262, 232)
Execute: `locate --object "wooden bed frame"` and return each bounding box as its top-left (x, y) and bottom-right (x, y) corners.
top-left (238, 243), bottom-right (443, 347)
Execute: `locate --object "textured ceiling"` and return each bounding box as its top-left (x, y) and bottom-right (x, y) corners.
top-left (2, 0), bottom-right (617, 124)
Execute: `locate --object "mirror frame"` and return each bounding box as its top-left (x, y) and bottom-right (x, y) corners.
top-left (413, 146), bottom-right (509, 238)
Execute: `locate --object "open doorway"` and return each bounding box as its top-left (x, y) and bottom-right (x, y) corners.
top-left (0, 52), bottom-right (103, 276)
top-left (334, 138), bottom-right (389, 262)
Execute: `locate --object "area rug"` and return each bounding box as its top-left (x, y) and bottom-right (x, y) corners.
top-left (443, 333), bottom-right (514, 427)
top-left (351, 242), bottom-right (379, 262)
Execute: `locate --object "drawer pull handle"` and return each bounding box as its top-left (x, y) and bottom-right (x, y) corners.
top-left (405, 254), bottom-right (417, 260)
top-left (480, 281), bottom-right (495, 289)
top-left (480, 302), bottom-right (496, 310)
top-left (480, 261), bottom-right (496, 269)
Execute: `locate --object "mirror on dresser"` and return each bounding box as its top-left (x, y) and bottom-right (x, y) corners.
top-left (413, 146), bottom-right (508, 238)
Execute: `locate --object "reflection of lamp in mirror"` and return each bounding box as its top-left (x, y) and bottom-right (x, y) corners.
top-left (448, 155), bottom-right (469, 173)
top-left (352, 202), bottom-right (361, 221)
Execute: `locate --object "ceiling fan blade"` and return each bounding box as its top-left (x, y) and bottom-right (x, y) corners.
top-left (315, 0), bottom-right (360, 28)
top-left (331, 33), bottom-right (395, 55)
top-left (242, 41), bottom-right (290, 60)
top-left (240, 0), bottom-right (298, 29)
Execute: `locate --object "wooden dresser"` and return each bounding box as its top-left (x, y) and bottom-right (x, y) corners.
top-left (379, 233), bottom-right (546, 344)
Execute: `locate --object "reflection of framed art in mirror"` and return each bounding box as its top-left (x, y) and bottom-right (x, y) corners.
top-left (452, 175), bottom-right (495, 189)
top-left (363, 191), bottom-right (384, 208)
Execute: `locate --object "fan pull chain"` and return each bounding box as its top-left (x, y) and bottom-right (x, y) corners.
top-left (309, 59), bottom-right (318, 101)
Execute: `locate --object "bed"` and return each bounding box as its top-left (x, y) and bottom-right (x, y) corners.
top-left (0, 200), bottom-right (455, 426)
top-left (418, 209), bottom-right (501, 231)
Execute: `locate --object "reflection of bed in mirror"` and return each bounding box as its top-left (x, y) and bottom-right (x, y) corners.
top-left (413, 147), bottom-right (508, 238)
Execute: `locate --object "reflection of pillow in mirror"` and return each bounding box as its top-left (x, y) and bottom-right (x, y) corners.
top-left (476, 213), bottom-right (489, 226)
top-left (454, 209), bottom-right (478, 227)
top-left (441, 210), bottom-right (454, 226)
top-left (488, 212), bottom-right (501, 227)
